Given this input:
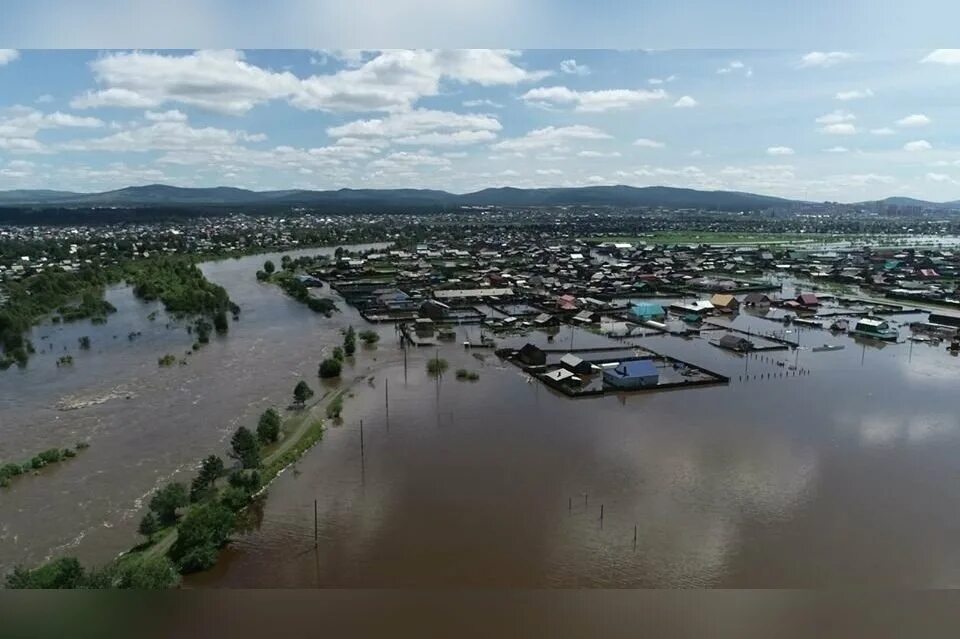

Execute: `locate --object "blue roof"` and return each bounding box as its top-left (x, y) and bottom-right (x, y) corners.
top-left (630, 302), bottom-right (664, 317)
top-left (611, 359), bottom-right (659, 378)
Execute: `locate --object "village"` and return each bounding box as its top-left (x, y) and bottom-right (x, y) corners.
top-left (290, 234), bottom-right (960, 398)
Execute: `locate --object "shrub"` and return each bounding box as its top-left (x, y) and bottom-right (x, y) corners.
top-left (319, 357), bottom-right (342, 379)
top-left (426, 357), bottom-right (449, 376)
top-left (359, 329), bottom-right (380, 345)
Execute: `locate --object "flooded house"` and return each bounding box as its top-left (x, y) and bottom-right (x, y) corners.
top-left (851, 318), bottom-right (898, 341)
top-left (517, 343), bottom-right (547, 366)
top-left (709, 293), bottom-right (740, 312)
top-left (603, 359), bottom-right (660, 389)
top-left (743, 292), bottom-right (771, 308)
top-left (560, 353), bottom-right (593, 374)
top-left (630, 302), bottom-right (666, 322)
top-left (714, 334), bottom-right (755, 352)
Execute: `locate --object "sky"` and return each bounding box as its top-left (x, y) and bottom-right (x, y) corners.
top-left (2, 48), bottom-right (960, 201)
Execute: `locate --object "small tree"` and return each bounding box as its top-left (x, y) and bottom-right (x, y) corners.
top-left (319, 357), bottom-right (342, 379)
top-left (344, 326), bottom-right (356, 356)
top-left (230, 427), bottom-right (260, 469)
top-left (148, 482), bottom-right (188, 526)
top-left (190, 455), bottom-right (225, 502)
top-left (359, 329), bottom-right (380, 345)
top-left (169, 502), bottom-right (236, 573)
top-left (263, 260), bottom-right (275, 274)
top-left (332, 346), bottom-right (344, 361)
top-left (293, 380), bottom-right (314, 407)
top-left (138, 511), bottom-right (160, 538)
top-left (256, 408), bottom-right (281, 444)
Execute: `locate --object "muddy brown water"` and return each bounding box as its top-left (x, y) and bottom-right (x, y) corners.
top-left (4, 254), bottom-right (960, 587)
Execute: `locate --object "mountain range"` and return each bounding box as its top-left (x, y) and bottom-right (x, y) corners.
top-left (0, 184), bottom-right (958, 212)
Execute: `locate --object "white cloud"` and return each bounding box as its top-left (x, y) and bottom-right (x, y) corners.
top-left (870, 127), bottom-right (895, 135)
top-left (535, 168), bottom-right (563, 176)
top-left (72, 49), bottom-right (549, 115)
top-left (717, 60), bottom-right (752, 76)
top-left (0, 50), bottom-right (19, 66)
top-left (144, 109), bottom-right (188, 122)
top-left (0, 107), bottom-right (104, 154)
top-left (824, 146), bottom-right (849, 153)
top-left (559, 59), bottom-right (590, 75)
top-left (766, 146), bottom-right (794, 156)
top-left (634, 138), bottom-right (665, 149)
top-left (921, 49), bottom-right (960, 65)
top-left (903, 140), bottom-right (932, 152)
top-left (462, 99), bottom-right (502, 108)
top-left (799, 51), bottom-right (853, 68)
top-left (815, 110), bottom-right (856, 125)
top-left (926, 172), bottom-right (958, 184)
top-left (491, 125), bottom-right (610, 152)
top-left (896, 113), bottom-right (931, 128)
top-left (520, 86), bottom-right (666, 112)
top-left (327, 108), bottom-right (501, 146)
top-left (673, 95), bottom-right (697, 108)
top-left (368, 150), bottom-right (451, 173)
top-left (835, 89), bottom-right (873, 101)
top-left (63, 119), bottom-right (264, 153)
top-left (577, 150), bottom-right (621, 158)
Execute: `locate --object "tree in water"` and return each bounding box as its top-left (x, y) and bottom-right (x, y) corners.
top-left (293, 380), bottom-right (314, 407)
top-left (263, 260), bottom-right (275, 274)
top-left (190, 455), bottom-right (225, 501)
top-left (344, 326), bottom-right (356, 356)
top-left (229, 427), bottom-right (260, 469)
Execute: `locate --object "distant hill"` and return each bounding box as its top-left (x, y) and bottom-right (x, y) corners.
top-left (856, 196), bottom-right (960, 211)
top-left (0, 183), bottom-right (804, 212)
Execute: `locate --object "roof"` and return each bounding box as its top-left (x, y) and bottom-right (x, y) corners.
top-left (709, 294), bottom-right (737, 307)
top-left (744, 292), bottom-right (770, 303)
top-left (719, 334), bottom-right (752, 347)
top-left (797, 293), bottom-right (819, 305)
top-left (434, 287), bottom-right (513, 299)
top-left (608, 359), bottom-right (659, 379)
top-left (856, 318), bottom-right (887, 328)
top-left (560, 353), bottom-right (585, 368)
top-left (544, 369), bottom-right (576, 382)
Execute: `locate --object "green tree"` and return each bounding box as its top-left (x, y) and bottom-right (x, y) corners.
top-left (332, 346), bottom-right (344, 361)
top-left (5, 557), bottom-right (86, 589)
top-left (190, 455), bottom-right (225, 502)
top-left (148, 482), bottom-right (188, 526)
top-left (318, 357), bottom-right (342, 379)
top-left (169, 502), bottom-right (236, 573)
top-left (256, 408), bottom-right (281, 444)
top-left (344, 326), bottom-right (356, 356)
top-left (263, 260), bottom-right (275, 274)
top-left (138, 511), bottom-right (160, 537)
top-left (359, 329), bottom-right (380, 345)
top-left (293, 380), bottom-right (314, 407)
top-left (91, 556), bottom-right (180, 589)
top-left (229, 427), bottom-right (260, 469)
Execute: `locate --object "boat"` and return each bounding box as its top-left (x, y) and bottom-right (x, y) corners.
top-left (850, 317), bottom-right (898, 341)
top-left (812, 344), bottom-right (845, 352)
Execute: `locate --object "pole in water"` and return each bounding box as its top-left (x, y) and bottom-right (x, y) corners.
top-left (633, 524), bottom-right (637, 549)
top-left (600, 504), bottom-right (604, 520)
top-left (385, 378), bottom-right (390, 428)
top-left (585, 493), bottom-right (588, 507)
top-left (360, 419), bottom-right (364, 458)
top-left (314, 499), bottom-right (318, 547)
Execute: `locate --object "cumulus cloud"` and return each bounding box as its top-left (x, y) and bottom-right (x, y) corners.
top-left (835, 89), bottom-right (873, 101)
top-left (0, 49), bottom-right (19, 66)
top-left (766, 146), bottom-right (794, 156)
top-left (559, 59), bottom-right (590, 75)
top-left (491, 125), bottom-right (610, 152)
top-left (903, 140), bottom-right (932, 152)
top-left (920, 49), bottom-right (960, 65)
top-left (896, 113), bottom-right (931, 128)
top-left (327, 108), bottom-right (501, 146)
top-left (62, 119), bottom-right (265, 153)
top-left (799, 51), bottom-right (852, 68)
top-left (647, 75), bottom-right (676, 85)
top-left (144, 109), bottom-right (188, 122)
top-left (462, 98), bottom-right (502, 108)
top-left (633, 138), bottom-right (665, 149)
top-left (816, 110), bottom-right (856, 134)
top-left (673, 96), bottom-right (697, 108)
top-left (824, 146), bottom-right (849, 153)
top-left (0, 106), bottom-right (104, 153)
top-left (72, 49), bottom-right (549, 115)
top-left (717, 61), bottom-right (752, 77)
top-left (520, 85), bottom-right (666, 112)
top-left (870, 127), bottom-right (895, 135)
top-left (577, 150), bottom-right (621, 158)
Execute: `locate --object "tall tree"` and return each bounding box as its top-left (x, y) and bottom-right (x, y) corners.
top-left (230, 427), bottom-right (260, 469)
top-left (148, 482), bottom-right (188, 526)
top-left (293, 380), bottom-right (314, 407)
top-left (256, 408), bottom-right (281, 444)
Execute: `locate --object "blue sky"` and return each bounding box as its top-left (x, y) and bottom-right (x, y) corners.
top-left (2, 48), bottom-right (960, 201)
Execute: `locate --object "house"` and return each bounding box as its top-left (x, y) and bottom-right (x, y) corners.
top-left (414, 317), bottom-right (435, 336)
top-left (543, 368), bottom-right (580, 384)
top-left (573, 310), bottom-right (600, 324)
top-left (517, 343), bottom-right (547, 366)
top-left (669, 300), bottom-right (715, 315)
top-left (419, 299), bottom-right (450, 320)
top-left (533, 312), bottom-right (560, 327)
top-left (629, 302), bottom-right (666, 322)
top-left (559, 353), bottom-right (593, 374)
top-left (743, 293), bottom-right (771, 308)
top-left (715, 334), bottom-right (754, 352)
top-left (556, 294), bottom-right (578, 311)
top-left (603, 359), bottom-right (660, 389)
top-left (852, 318), bottom-right (898, 341)
top-left (796, 293), bottom-right (819, 307)
top-left (709, 293), bottom-right (739, 312)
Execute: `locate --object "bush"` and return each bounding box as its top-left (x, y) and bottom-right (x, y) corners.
top-left (149, 482), bottom-right (188, 526)
top-left (426, 357), bottom-right (449, 376)
top-left (359, 329), bottom-right (380, 345)
top-left (319, 357), bottom-right (342, 379)
top-left (455, 369), bottom-right (480, 381)
top-left (158, 353), bottom-right (177, 367)
top-left (138, 511), bottom-right (160, 537)
top-left (326, 394), bottom-right (344, 420)
top-left (293, 380), bottom-right (314, 406)
top-left (6, 557), bottom-right (86, 589)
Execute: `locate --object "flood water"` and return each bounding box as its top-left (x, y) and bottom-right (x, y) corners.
top-left (189, 302), bottom-right (960, 588)
top-left (0, 244), bottom-right (389, 573)
top-left (4, 251), bottom-right (960, 588)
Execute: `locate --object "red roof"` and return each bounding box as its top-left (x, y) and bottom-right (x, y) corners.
top-left (797, 293), bottom-right (819, 306)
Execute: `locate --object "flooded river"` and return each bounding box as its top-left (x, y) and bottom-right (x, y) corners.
top-left (4, 250), bottom-right (960, 587)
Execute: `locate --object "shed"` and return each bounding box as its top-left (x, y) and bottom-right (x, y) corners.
top-left (716, 334), bottom-right (754, 352)
top-left (543, 368), bottom-right (580, 384)
top-left (796, 293), bottom-right (819, 307)
top-left (630, 302), bottom-right (666, 321)
top-left (573, 310), bottom-right (600, 324)
top-left (603, 359), bottom-right (660, 389)
top-left (559, 353), bottom-right (593, 374)
top-left (709, 294), bottom-right (739, 311)
top-left (419, 299), bottom-right (450, 320)
top-left (533, 312), bottom-right (560, 327)
top-left (517, 343), bottom-right (547, 366)
top-left (743, 293), bottom-right (771, 307)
